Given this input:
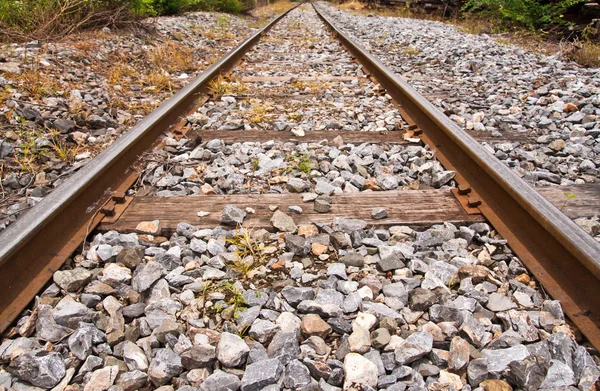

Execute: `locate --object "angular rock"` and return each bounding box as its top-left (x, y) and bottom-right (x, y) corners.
top-left (448, 336), bottom-right (470, 371)
top-left (132, 262), bottom-right (165, 292)
top-left (301, 314), bottom-right (332, 339)
top-left (506, 355), bottom-right (546, 391)
top-left (267, 331), bottom-right (300, 366)
top-left (486, 293), bottom-right (517, 312)
top-left (282, 286), bottom-right (315, 307)
top-left (199, 370), bottom-right (241, 391)
top-left (395, 332), bottom-right (433, 365)
top-left (84, 365), bottom-right (119, 391)
top-left (217, 332), bottom-right (249, 367)
top-left (122, 341), bottom-right (149, 371)
top-left (271, 211), bottom-right (297, 232)
top-left (148, 348), bottom-right (182, 386)
top-left (8, 350), bottom-right (66, 389)
top-left (481, 345), bottom-right (530, 375)
top-left (343, 353), bottom-right (378, 390)
top-left (539, 359), bottom-right (575, 388)
top-left (221, 204), bottom-right (246, 226)
top-left (240, 358), bottom-right (283, 391)
top-left (283, 360), bottom-right (311, 389)
top-left (53, 268), bottom-right (92, 292)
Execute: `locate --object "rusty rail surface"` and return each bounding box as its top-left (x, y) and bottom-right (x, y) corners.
top-left (311, 3), bottom-right (600, 349)
top-left (0, 5), bottom-right (298, 334)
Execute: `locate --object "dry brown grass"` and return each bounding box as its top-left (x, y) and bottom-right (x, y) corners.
top-left (107, 64), bottom-right (138, 87)
top-left (142, 71), bottom-right (174, 92)
top-left (337, 0), bottom-right (367, 11)
top-left (147, 41), bottom-right (198, 73)
top-left (255, 1), bottom-right (295, 16)
top-left (566, 41), bottom-right (600, 68)
top-left (17, 70), bottom-right (64, 99)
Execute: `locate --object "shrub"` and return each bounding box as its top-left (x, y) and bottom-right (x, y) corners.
top-left (0, 0), bottom-right (251, 41)
top-left (461, 0), bottom-right (584, 30)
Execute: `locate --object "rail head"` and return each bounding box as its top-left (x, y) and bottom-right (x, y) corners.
top-left (312, 2), bottom-right (600, 348)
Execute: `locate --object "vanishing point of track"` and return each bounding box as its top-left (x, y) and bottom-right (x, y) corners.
top-left (1, 0), bottom-right (600, 364)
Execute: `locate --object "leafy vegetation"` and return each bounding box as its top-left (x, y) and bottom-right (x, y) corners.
top-left (224, 227), bottom-right (266, 278)
top-left (461, 0), bottom-right (584, 30)
top-left (0, 0), bottom-right (253, 41)
top-left (285, 152), bottom-right (313, 176)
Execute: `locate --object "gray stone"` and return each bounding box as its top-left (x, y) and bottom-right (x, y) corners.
top-left (240, 358), bottom-right (283, 391)
top-left (362, 301), bottom-right (403, 321)
top-left (467, 358), bottom-right (491, 387)
top-left (395, 332), bottom-right (433, 365)
top-left (327, 263), bottom-right (347, 280)
top-left (539, 359), bottom-right (575, 388)
top-left (283, 360), bottom-right (311, 389)
top-left (53, 267), bottom-right (92, 292)
top-left (547, 332), bottom-right (574, 369)
top-left (249, 320), bottom-right (279, 344)
top-left (287, 178), bottom-right (309, 192)
top-left (371, 208), bottom-right (387, 219)
top-left (52, 296), bottom-right (94, 327)
top-left (199, 370), bottom-right (241, 391)
top-left (333, 218), bottom-right (367, 233)
top-left (481, 344), bottom-right (530, 375)
top-left (68, 323), bottom-right (104, 361)
top-left (297, 300), bottom-right (343, 318)
top-left (7, 350), bottom-right (66, 389)
top-left (267, 331), bottom-right (300, 366)
top-left (116, 370), bottom-right (148, 391)
top-left (132, 262), bottom-right (165, 293)
top-left (281, 286), bottom-right (315, 307)
top-left (154, 252), bottom-right (181, 272)
top-left (340, 253), bottom-right (364, 267)
top-left (377, 245), bottom-right (406, 271)
top-left (217, 332), bottom-right (249, 367)
top-left (237, 307), bottom-right (261, 330)
top-left (0, 338), bottom-right (40, 363)
top-left (506, 355), bottom-right (547, 391)
top-left (284, 235), bottom-right (308, 255)
top-left (486, 293), bottom-right (517, 312)
top-left (288, 205), bottom-right (303, 214)
top-left (148, 348), bottom-right (182, 386)
top-left (221, 204), bottom-right (246, 226)
top-left (36, 305), bottom-right (73, 343)
top-left (429, 304), bottom-right (464, 324)
top-left (314, 198), bottom-right (332, 213)
top-left (247, 343), bottom-right (269, 365)
top-left (271, 211), bottom-right (297, 232)
top-left (314, 289), bottom-right (344, 307)
top-left (382, 282), bottom-right (408, 310)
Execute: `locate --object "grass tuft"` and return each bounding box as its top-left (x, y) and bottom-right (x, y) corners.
top-left (565, 41), bottom-right (600, 68)
top-left (224, 227), bottom-right (266, 278)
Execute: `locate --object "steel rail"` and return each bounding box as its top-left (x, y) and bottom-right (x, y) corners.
top-left (312, 3), bottom-right (600, 349)
top-left (0, 4), bottom-right (298, 334)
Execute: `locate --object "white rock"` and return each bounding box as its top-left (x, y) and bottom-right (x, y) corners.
top-left (343, 353), bottom-right (378, 390)
top-left (217, 332), bottom-right (249, 367)
top-left (352, 312), bottom-right (377, 330)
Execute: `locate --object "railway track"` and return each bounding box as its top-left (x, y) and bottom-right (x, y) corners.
top-left (1, 3), bottom-right (600, 390)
